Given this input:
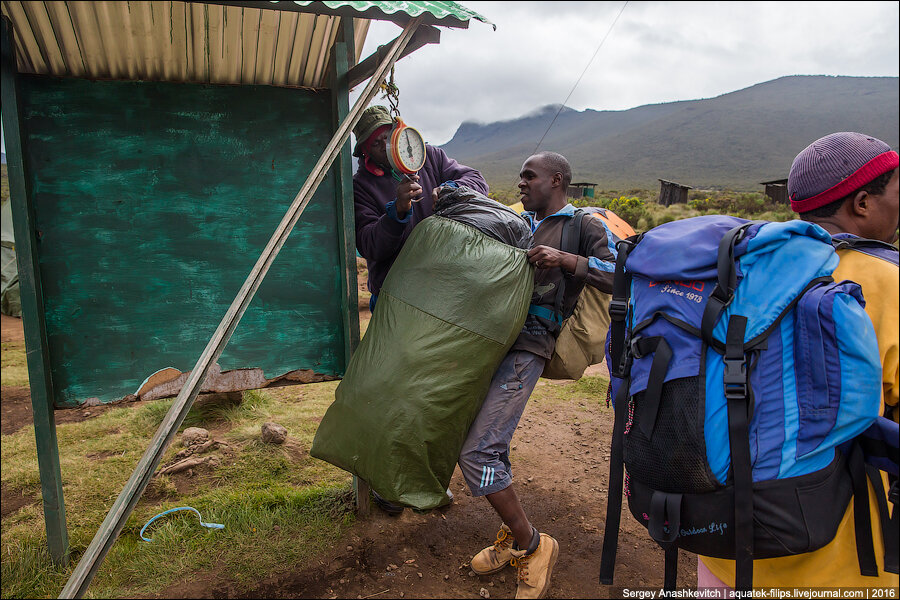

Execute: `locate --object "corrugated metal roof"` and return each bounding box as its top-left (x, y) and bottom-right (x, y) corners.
top-left (0, 1), bottom-right (490, 88)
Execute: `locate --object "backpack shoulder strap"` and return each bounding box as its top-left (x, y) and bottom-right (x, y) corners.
top-left (552, 209), bottom-right (585, 320)
top-left (833, 235), bottom-right (900, 266)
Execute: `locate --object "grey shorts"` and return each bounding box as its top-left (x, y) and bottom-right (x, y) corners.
top-left (458, 350), bottom-right (545, 496)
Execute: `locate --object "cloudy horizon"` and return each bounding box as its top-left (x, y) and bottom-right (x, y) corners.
top-left (351, 1), bottom-right (900, 147)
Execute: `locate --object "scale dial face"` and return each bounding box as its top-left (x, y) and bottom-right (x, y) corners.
top-left (389, 122), bottom-right (427, 174)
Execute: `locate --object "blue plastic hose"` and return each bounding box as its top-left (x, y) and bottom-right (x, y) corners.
top-left (139, 507), bottom-right (224, 542)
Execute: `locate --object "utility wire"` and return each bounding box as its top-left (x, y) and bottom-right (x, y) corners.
top-left (528, 1), bottom-right (629, 158)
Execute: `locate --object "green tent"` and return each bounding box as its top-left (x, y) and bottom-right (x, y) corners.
top-left (1, 198), bottom-right (20, 317)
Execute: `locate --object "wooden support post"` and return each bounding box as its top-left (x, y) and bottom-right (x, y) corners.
top-left (58, 16), bottom-right (424, 599)
top-left (330, 16), bottom-right (368, 515)
top-left (0, 16), bottom-right (70, 567)
top-left (346, 24), bottom-right (440, 89)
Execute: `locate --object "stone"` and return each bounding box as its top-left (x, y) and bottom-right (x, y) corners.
top-left (480, 588), bottom-right (490, 598)
top-left (181, 427), bottom-right (209, 447)
top-left (261, 422), bottom-right (288, 444)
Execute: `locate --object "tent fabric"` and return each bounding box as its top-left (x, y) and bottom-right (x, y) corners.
top-left (1, 199), bottom-right (21, 317)
top-left (311, 215), bottom-right (533, 509)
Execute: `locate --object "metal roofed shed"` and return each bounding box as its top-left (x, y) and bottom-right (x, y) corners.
top-left (567, 181), bottom-right (597, 200)
top-left (657, 178), bottom-right (693, 207)
top-left (760, 178), bottom-right (789, 204)
top-left (1, 1), bottom-right (491, 594)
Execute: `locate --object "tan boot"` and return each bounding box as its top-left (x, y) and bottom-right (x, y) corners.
top-left (470, 523), bottom-right (514, 575)
top-left (509, 532), bottom-right (559, 599)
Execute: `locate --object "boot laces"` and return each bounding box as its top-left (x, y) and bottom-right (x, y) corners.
top-left (494, 528), bottom-right (511, 551)
top-left (510, 552), bottom-right (531, 581)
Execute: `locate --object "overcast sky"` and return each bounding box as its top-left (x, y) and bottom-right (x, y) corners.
top-left (350, 1), bottom-right (900, 147)
top-left (1, 2), bottom-right (896, 156)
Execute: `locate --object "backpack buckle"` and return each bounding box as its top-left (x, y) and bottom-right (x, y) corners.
top-left (609, 299), bottom-right (628, 321)
top-left (723, 356), bottom-right (748, 400)
top-left (629, 336), bottom-right (645, 359)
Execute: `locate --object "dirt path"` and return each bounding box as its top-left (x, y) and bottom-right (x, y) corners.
top-left (2, 307), bottom-right (692, 599)
top-left (154, 368), bottom-right (694, 599)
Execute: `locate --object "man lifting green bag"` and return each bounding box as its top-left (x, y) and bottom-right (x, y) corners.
top-left (311, 186), bottom-right (533, 510)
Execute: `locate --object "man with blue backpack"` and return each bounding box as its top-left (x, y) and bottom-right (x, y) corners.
top-left (697, 133), bottom-right (898, 589)
top-left (599, 132), bottom-right (898, 591)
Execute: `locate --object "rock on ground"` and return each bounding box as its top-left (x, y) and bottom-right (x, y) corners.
top-left (261, 422), bottom-right (288, 444)
top-left (181, 427), bottom-right (209, 447)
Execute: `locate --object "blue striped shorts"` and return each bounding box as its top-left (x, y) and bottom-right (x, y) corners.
top-left (458, 350), bottom-right (545, 497)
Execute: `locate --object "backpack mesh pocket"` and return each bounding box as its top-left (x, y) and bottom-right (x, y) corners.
top-left (623, 376), bottom-right (718, 493)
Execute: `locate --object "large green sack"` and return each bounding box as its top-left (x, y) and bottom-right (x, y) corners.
top-left (311, 216), bottom-right (533, 510)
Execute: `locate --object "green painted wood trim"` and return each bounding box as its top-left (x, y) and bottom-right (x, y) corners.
top-left (331, 17), bottom-right (367, 514)
top-left (0, 16), bottom-right (69, 567)
top-left (333, 19), bottom-right (361, 364)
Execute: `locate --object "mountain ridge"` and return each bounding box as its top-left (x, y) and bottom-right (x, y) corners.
top-left (440, 75), bottom-right (899, 191)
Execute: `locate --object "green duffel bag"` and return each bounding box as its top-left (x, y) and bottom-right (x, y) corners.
top-left (311, 215), bottom-right (533, 510)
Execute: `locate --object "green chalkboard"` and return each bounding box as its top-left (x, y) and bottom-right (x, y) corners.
top-left (19, 76), bottom-right (349, 407)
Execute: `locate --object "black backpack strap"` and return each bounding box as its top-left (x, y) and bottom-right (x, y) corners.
top-left (724, 314), bottom-right (754, 591)
top-left (608, 236), bottom-right (638, 378)
top-left (848, 443), bottom-right (878, 576)
top-left (553, 209), bottom-right (585, 321)
top-left (648, 491), bottom-right (682, 590)
top-left (600, 232), bottom-right (638, 585)
top-left (700, 223), bottom-right (755, 346)
top-left (832, 236), bottom-right (900, 266)
top-left (631, 336), bottom-right (673, 440)
top-left (866, 466), bottom-right (899, 574)
top-left (663, 545), bottom-right (679, 591)
top-left (889, 477), bottom-right (900, 574)
top-left (599, 375), bottom-right (631, 585)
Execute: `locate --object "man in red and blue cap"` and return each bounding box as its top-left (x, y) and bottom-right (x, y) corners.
top-left (699, 132), bottom-right (898, 589)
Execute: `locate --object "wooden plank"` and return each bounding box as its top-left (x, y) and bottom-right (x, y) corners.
top-left (58, 16), bottom-right (424, 599)
top-left (347, 24), bottom-right (440, 89)
top-left (0, 15), bottom-right (69, 566)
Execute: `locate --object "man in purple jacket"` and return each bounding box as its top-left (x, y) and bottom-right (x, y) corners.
top-left (353, 105), bottom-right (489, 310)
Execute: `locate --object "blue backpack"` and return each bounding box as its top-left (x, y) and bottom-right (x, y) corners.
top-left (599, 216), bottom-right (899, 590)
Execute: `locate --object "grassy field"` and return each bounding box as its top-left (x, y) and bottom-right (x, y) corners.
top-left (1, 366), bottom-right (358, 598)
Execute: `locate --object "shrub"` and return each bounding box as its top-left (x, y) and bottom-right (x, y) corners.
top-left (596, 195), bottom-right (649, 228)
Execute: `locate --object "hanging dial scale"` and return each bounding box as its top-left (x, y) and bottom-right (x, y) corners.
top-left (386, 118), bottom-right (427, 175)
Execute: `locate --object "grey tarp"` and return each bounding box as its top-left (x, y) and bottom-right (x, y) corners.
top-left (311, 214), bottom-right (533, 510)
top-left (1, 198), bottom-right (21, 317)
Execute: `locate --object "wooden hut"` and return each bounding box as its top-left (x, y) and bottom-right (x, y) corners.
top-left (1, 0), bottom-right (491, 578)
top-left (567, 182), bottom-right (598, 200)
top-left (761, 178), bottom-right (789, 204)
top-left (658, 179), bottom-right (692, 206)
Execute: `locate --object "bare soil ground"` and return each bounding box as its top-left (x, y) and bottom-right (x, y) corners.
top-left (1, 303), bottom-right (692, 598)
top-left (1, 314), bottom-right (117, 435)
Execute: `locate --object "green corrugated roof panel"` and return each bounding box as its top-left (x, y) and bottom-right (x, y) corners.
top-left (292, 0), bottom-right (495, 28)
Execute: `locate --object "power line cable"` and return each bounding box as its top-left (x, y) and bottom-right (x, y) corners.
top-left (528, 1), bottom-right (630, 158)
